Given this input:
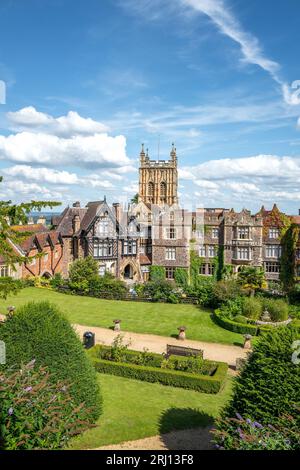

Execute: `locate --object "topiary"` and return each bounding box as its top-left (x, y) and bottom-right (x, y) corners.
top-left (242, 297), bottom-right (263, 320)
top-left (222, 326), bottom-right (300, 425)
top-left (0, 301), bottom-right (101, 423)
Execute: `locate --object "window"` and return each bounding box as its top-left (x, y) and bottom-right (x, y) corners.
top-left (265, 262), bottom-right (280, 273)
top-left (166, 227), bottom-right (176, 239)
top-left (236, 247), bottom-right (251, 260)
top-left (93, 240), bottom-right (113, 257)
top-left (170, 212), bottom-right (175, 222)
top-left (99, 265), bottom-right (106, 277)
top-left (160, 182), bottom-right (167, 199)
top-left (269, 228), bottom-right (280, 239)
top-left (212, 228), bottom-right (219, 239)
top-left (123, 240), bottom-right (137, 255)
top-left (148, 182), bottom-right (154, 197)
top-left (199, 263), bottom-right (206, 275)
top-left (237, 227), bottom-right (250, 239)
top-left (165, 247), bottom-right (176, 260)
top-left (166, 267), bottom-right (175, 279)
top-left (208, 264), bottom-right (215, 276)
top-left (199, 246), bottom-right (206, 257)
top-left (265, 245), bottom-right (282, 258)
top-left (208, 245), bottom-right (217, 258)
top-left (139, 245), bottom-right (146, 254)
top-left (146, 245), bottom-right (152, 254)
top-left (0, 265), bottom-right (8, 277)
top-left (98, 220), bottom-right (110, 236)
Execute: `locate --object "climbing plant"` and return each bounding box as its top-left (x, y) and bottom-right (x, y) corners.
top-left (280, 223), bottom-right (299, 291)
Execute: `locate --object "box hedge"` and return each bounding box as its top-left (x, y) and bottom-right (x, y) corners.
top-left (214, 310), bottom-right (259, 335)
top-left (91, 355), bottom-right (228, 394)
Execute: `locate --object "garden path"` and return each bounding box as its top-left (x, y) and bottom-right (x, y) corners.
top-left (95, 426), bottom-right (214, 450)
top-left (74, 323), bottom-right (249, 367)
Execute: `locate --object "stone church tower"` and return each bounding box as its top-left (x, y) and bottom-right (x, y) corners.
top-left (138, 143), bottom-right (178, 206)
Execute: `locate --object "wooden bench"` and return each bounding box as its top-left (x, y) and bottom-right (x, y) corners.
top-left (166, 344), bottom-right (203, 359)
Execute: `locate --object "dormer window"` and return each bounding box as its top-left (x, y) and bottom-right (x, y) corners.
top-left (269, 228), bottom-right (280, 239)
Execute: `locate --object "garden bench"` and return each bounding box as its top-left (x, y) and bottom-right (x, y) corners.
top-left (166, 344), bottom-right (204, 359)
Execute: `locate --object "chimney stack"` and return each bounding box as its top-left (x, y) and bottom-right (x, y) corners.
top-left (113, 202), bottom-right (121, 223)
top-left (73, 201), bottom-right (81, 208)
top-left (72, 215), bottom-right (81, 234)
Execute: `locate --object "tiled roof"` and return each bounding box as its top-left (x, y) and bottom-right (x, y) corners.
top-left (10, 224), bottom-right (48, 233)
top-left (56, 207), bottom-right (88, 236)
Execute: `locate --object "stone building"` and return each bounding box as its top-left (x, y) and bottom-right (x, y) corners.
top-left (138, 143), bottom-right (178, 205)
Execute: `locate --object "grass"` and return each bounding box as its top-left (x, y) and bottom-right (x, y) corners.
top-left (1, 287), bottom-right (243, 345)
top-left (69, 373), bottom-right (233, 449)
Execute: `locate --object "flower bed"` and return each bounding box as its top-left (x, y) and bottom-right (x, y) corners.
top-left (88, 345), bottom-right (228, 394)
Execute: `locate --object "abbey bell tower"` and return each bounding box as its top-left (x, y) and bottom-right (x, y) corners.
top-left (138, 143), bottom-right (178, 206)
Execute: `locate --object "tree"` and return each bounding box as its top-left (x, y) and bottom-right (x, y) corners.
top-left (69, 255), bottom-right (99, 291)
top-left (237, 266), bottom-right (266, 295)
top-left (130, 193), bottom-right (139, 204)
top-left (0, 176), bottom-right (60, 298)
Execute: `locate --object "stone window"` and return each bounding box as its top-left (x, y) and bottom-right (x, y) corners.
top-left (166, 227), bottom-right (176, 239)
top-left (165, 247), bottom-right (176, 261)
top-left (160, 182), bottom-right (167, 200)
top-left (237, 227), bottom-right (250, 239)
top-left (199, 246), bottom-right (206, 257)
top-left (0, 265), bottom-right (9, 277)
top-left (265, 245), bottom-right (282, 258)
top-left (199, 263), bottom-right (206, 275)
top-left (93, 240), bottom-right (113, 258)
top-left (236, 247), bottom-right (251, 260)
top-left (208, 245), bottom-right (217, 258)
top-left (265, 262), bottom-right (280, 273)
top-left (212, 228), bottom-right (219, 239)
top-left (208, 264), bottom-right (215, 276)
top-left (148, 182), bottom-right (154, 198)
top-left (166, 267), bottom-right (175, 279)
top-left (146, 245), bottom-right (152, 254)
top-left (123, 240), bottom-right (137, 255)
top-left (269, 228), bottom-right (280, 239)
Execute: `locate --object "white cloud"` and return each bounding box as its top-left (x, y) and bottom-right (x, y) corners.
top-left (3, 165), bottom-right (79, 184)
top-left (7, 107), bottom-right (110, 136)
top-left (4, 180), bottom-right (62, 199)
top-left (0, 130), bottom-right (130, 169)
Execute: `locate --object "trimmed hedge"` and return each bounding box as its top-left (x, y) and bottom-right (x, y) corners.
top-left (214, 310), bottom-right (258, 335)
top-left (91, 356), bottom-right (228, 394)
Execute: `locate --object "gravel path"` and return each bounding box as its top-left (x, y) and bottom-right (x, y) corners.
top-left (74, 323), bottom-right (249, 366)
top-left (96, 426), bottom-right (214, 451)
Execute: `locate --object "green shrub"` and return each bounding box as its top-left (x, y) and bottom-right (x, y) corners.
top-left (222, 326), bottom-right (300, 424)
top-left (262, 298), bottom-right (289, 322)
top-left (212, 280), bottom-right (243, 305)
top-left (242, 297), bottom-right (263, 320)
top-left (92, 357), bottom-right (228, 394)
top-left (0, 301), bottom-right (101, 423)
top-left (149, 265), bottom-right (165, 281)
top-left (234, 315), bottom-right (249, 325)
top-left (0, 362), bottom-right (92, 450)
top-left (186, 276), bottom-right (217, 308)
top-left (88, 273), bottom-right (127, 298)
top-left (69, 256), bottom-right (99, 292)
top-left (50, 273), bottom-right (64, 288)
top-left (143, 279), bottom-right (179, 303)
top-left (174, 268), bottom-right (189, 288)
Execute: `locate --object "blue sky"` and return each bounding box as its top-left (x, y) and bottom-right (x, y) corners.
top-left (0, 0), bottom-right (300, 213)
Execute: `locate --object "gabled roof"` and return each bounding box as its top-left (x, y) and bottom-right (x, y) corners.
top-left (56, 206), bottom-right (88, 236)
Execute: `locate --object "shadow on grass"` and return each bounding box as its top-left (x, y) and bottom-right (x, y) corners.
top-left (159, 408), bottom-right (214, 450)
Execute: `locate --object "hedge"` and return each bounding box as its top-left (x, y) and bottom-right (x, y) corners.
top-left (91, 356), bottom-right (228, 394)
top-left (214, 310), bottom-right (259, 335)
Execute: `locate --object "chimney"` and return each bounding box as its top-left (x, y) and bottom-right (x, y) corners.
top-left (73, 201), bottom-right (81, 208)
top-left (72, 215), bottom-right (81, 234)
top-left (37, 215), bottom-right (46, 225)
top-left (113, 202), bottom-right (121, 222)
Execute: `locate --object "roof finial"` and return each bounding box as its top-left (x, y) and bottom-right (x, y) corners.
top-left (140, 143), bottom-right (146, 163)
top-left (170, 142), bottom-right (177, 160)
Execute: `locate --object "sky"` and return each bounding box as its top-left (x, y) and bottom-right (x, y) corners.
top-left (0, 0), bottom-right (300, 213)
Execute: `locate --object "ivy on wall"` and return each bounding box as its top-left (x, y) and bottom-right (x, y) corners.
top-left (280, 223), bottom-right (299, 291)
top-left (149, 265), bottom-right (166, 281)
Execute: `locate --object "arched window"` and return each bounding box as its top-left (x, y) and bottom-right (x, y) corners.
top-left (160, 181), bottom-right (166, 199)
top-left (148, 182), bottom-right (154, 197)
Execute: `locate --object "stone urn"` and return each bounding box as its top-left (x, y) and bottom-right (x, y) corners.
top-left (113, 319), bottom-right (121, 332)
top-left (178, 326), bottom-right (187, 341)
top-left (7, 306), bottom-right (15, 318)
top-left (243, 334), bottom-right (252, 350)
top-left (262, 309), bottom-right (271, 322)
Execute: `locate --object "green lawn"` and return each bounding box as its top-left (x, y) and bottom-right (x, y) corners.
top-left (69, 373), bottom-right (232, 449)
top-left (1, 287), bottom-right (243, 345)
